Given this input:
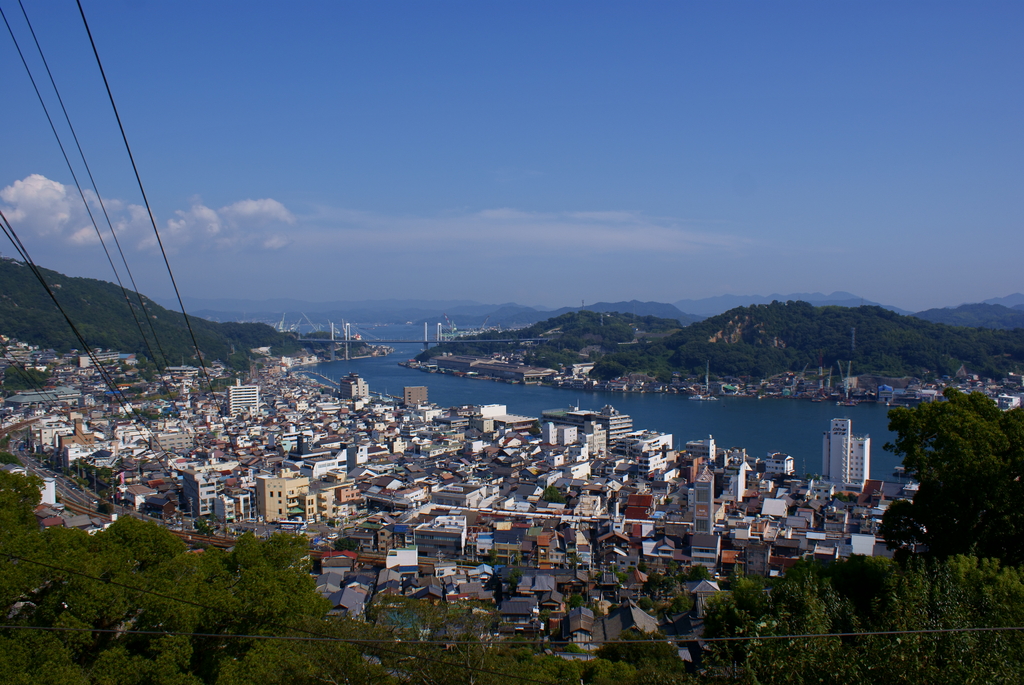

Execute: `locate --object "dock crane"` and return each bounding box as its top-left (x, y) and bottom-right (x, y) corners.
top-left (837, 361), bottom-right (853, 399)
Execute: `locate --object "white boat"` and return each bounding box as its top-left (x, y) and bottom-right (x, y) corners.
top-left (689, 393), bottom-right (718, 401)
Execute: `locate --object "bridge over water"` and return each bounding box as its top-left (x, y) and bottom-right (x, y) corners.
top-left (295, 332), bottom-right (549, 360)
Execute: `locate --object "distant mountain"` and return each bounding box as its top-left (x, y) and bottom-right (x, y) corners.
top-left (574, 301), bottom-right (701, 325)
top-left (673, 292), bottom-right (914, 317)
top-left (914, 303), bottom-right (1024, 330)
top-left (419, 300), bottom-right (701, 329)
top-left (982, 293), bottom-right (1024, 308)
top-left (169, 296), bottom-right (483, 314)
top-left (0, 259), bottom-right (300, 368)
top-left (181, 296), bottom-right (701, 330)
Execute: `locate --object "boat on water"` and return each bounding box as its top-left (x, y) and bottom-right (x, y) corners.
top-left (689, 361), bottom-right (719, 401)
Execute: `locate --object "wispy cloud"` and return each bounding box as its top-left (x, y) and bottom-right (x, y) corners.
top-left (2, 173), bottom-right (747, 269)
top-left (303, 206), bottom-right (745, 257)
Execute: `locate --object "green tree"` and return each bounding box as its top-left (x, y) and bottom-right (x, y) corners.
top-left (194, 517), bottom-right (215, 536)
top-left (881, 389), bottom-right (1024, 565)
top-left (541, 485), bottom-right (566, 504)
top-left (333, 537), bottom-right (359, 552)
top-left (2, 366), bottom-right (48, 392)
top-left (685, 565), bottom-right (711, 581)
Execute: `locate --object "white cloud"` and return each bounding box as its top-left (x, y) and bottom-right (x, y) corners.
top-left (1, 174), bottom-right (293, 253)
top-left (0, 174), bottom-right (79, 239)
top-left (221, 198), bottom-right (295, 226)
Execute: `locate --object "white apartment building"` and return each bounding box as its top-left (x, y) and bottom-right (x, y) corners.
top-left (764, 452), bottom-right (796, 476)
top-left (822, 418), bottom-right (870, 487)
top-left (227, 381), bottom-right (260, 415)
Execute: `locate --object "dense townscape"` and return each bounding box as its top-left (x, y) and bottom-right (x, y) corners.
top-left (4, 335), bottom-right (1024, 684)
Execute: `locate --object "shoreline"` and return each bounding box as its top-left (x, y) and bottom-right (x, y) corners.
top-left (396, 359), bottom-right (887, 405)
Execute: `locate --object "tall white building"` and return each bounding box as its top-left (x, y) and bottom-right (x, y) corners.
top-left (227, 381), bottom-right (260, 415)
top-left (822, 418), bottom-right (870, 486)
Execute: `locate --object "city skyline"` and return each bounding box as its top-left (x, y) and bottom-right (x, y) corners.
top-left (1, 2), bottom-right (1021, 311)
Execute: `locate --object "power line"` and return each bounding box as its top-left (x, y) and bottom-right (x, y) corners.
top-left (75, 0), bottom-right (213, 393)
top-left (1, 622), bottom-right (1023, 645)
top-left (0, 211), bottom-right (152, 435)
top-left (14, 0), bottom-right (172, 375)
top-left (0, 3), bottom-right (169, 383)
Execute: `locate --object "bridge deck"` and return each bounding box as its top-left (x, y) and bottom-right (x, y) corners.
top-left (297, 338), bottom-right (548, 344)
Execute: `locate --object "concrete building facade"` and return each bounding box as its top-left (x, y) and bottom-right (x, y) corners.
top-left (822, 418), bottom-right (870, 486)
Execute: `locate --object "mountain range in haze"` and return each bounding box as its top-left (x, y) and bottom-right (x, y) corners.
top-left (161, 291), bottom-right (1024, 332)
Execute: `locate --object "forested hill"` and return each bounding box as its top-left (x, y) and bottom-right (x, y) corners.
top-left (0, 258), bottom-right (301, 366)
top-left (418, 310), bottom-right (685, 370)
top-left (652, 301), bottom-right (1024, 379)
top-left (913, 302), bottom-right (1024, 330)
top-left (422, 301), bottom-right (1024, 380)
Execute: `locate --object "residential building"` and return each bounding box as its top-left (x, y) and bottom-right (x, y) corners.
top-left (403, 386), bottom-right (428, 406)
top-left (181, 469), bottom-right (220, 518)
top-left (255, 471), bottom-right (312, 522)
top-left (764, 452), bottom-right (795, 476)
top-left (338, 373), bottom-right (369, 399)
top-left (693, 464), bottom-right (715, 534)
top-left (227, 381), bottom-right (260, 415)
top-left (822, 418), bottom-right (871, 486)
top-left (413, 515), bottom-right (467, 557)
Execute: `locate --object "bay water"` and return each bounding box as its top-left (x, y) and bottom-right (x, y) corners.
top-left (309, 325), bottom-right (904, 481)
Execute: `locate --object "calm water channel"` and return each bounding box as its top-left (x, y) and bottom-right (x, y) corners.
top-left (309, 329), bottom-right (903, 481)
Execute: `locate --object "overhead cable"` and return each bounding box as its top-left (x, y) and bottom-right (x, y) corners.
top-left (0, 209), bottom-right (152, 434)
top-left (14, 0), bottom-right (172, 374)
top-left (75, 0), bottom-right (213, 392)
top-left (0, 2), bottom-right (171, 395)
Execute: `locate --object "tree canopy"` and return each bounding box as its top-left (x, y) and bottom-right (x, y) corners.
top-left (881, 389), bottom-right (1024, 565)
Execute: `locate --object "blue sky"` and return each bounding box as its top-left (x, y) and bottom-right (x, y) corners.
top-left (1, 1), bottom-right (1021, 311)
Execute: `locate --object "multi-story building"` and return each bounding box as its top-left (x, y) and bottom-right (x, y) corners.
top-left (821, 418), bottom-right (870, 486)
top-left (413, 515), bottom-right (467, 557)
top-left (338, 373), bottom-right (369, 399)
top-left (181, 469), bottom-right (221, 518)
top-left (227, 381), bottom-right (260, 415)
top-left (403, 386), bottom-right (428, 406)
top-left (764, 452), bottom-right (795, 476)
top-left (686, 436), bottom-right (718, 465)
top-left (692, 465), bottom-right (715, 534)
top-left (214, 487), bottom-right (255, 522)
top-left (429, 483), bottom-right (493, 509)
top-left (150, 431), bottom-right (194, 453)
top-left (542, 405), bottom-right (632, 442)
top-left (255, 470), bottom-right (312, 522)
